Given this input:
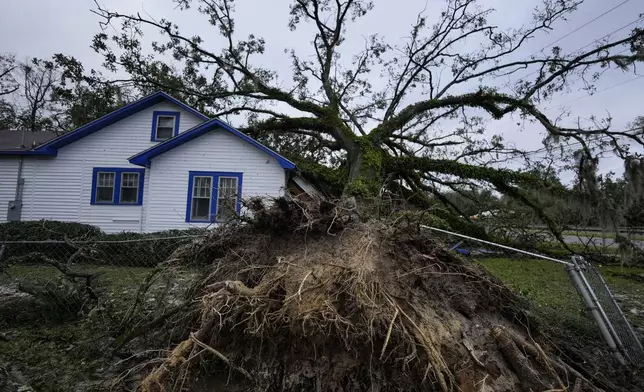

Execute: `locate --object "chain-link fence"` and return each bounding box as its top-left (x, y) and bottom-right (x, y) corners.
top-left (570, 256), bottom-right (644, 365)
top-left (421, 224), bottom-right (644, 366)
top-left (0, 235), bottom-right (205, 324)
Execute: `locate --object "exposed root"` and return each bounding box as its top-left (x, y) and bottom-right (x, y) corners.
top-left (492, 326), bottom-right (551, 391)
top-left (127, 211), bottom-right (615, 392)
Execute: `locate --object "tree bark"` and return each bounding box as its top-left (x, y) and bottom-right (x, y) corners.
top-left (344, 138), bottom-right (383, 206)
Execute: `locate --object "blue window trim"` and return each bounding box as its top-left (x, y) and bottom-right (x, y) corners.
top-left (151, 111), bottom-right (181, 141)
top-left (90, 167), bottom-right (145, 205)
top-left (185, 171), bottom-right (243, 223)
top-left (129, 118), bottom-right (296, 170)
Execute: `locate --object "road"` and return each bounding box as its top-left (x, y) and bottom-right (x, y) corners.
top-left (563, 235), bottom-right (644, 248)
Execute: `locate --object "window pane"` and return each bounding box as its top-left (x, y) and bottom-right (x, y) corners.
top-left (158, 116), bottom-right (174, 127)
top-left (120, 187), bottom-right (138, 203)
top-left (193, 177), bottom-right (211, 198)
top-left (97, 186), bottom-right (114, 202)
top-left (119, 172), bottom-right (139, 203)
top-left (191, 176), bottom-right (212, 220)
top-left (96, 172), bottom-right (115, 202)
top-left (217, 177), bottom-right (238, 221)
top-left (191, 198), bottom-right (210, 220)
top-left (155, 116), bottom-right (175, 140)
top-left (98, 172), bottom-right (115, 187)
top-left (156, 126), bottom-right (173, 140)
top-left (122, 173), bottom-right (138, 187)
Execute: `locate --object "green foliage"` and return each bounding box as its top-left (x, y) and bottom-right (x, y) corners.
top-left (0, 220), bottom-right (103, 241)
top-left (0, 220), bottom-right (206, 267)
top-left (294, 159), bottom-right (348, 196)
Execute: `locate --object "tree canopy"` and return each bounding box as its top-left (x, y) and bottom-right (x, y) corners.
top-left (87, 0), bottom-right (644, 237)
top-left (3, 0), bottom-right (644, 241)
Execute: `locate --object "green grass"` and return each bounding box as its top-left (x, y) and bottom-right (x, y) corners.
top-left (479, 258), bottom-right (644, 337)
top-left (0, 263), bottom-right (192, 391)
top-left (480, 258), bottom-right (580, 313)
top-left (536, 241), bottom-right (619, 257)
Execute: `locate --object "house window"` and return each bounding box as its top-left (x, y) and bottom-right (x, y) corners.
top-left (120, 172), bottom-right (140, 203)
top-left (96, 172), bottom-right (115, 203)
top-left (186, 171), bottom-right (243, 223)
top-left (91, 168), bottom-right (145, 205)
top-left (216, 177), bottom-right (239, 221)
top-left (191, 176), bottom-right (212, 221)
top-left (151, 111), bottom-right (181, 141)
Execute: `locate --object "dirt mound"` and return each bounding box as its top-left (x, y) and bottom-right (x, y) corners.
top-left (129, 212), bottom-right (626, 392)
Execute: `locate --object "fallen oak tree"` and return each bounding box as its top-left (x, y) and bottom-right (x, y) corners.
top-left (120, 200), bottom-right (638, 392)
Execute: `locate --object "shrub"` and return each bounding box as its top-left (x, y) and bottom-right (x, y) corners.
top-left (0, 221), bottom-right (210, 267)
top-left (0, 220), bottom-right (103, 241)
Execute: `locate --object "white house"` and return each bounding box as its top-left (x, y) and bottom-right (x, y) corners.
top-left (0, 92), bottom-right (298, 233)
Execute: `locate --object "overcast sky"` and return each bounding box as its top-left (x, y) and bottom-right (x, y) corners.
top-left (1, 0), bottom-right (642, 179)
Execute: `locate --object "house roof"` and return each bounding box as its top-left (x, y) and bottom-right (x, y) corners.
top-left (128, 118), bottom-right (296, 170)
top-left (0, 130), bottom-right (58, 153)
top-left (28, 91), bottom-right (209, 156)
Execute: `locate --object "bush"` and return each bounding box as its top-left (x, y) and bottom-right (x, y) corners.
top-left (0, 221), bottom-right (209, 267)
top-left (0, 220), bottom-right (103, 241)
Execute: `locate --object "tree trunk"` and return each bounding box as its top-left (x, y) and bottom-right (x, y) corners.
top-left (343, 139), bottom-right (383, 209)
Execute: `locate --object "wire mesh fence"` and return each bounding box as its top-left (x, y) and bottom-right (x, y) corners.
top-left (2, 225), bottom-right (643, 371)
top-left (0, 235), bottom-right (205, 324)
top-left (421, 224), bottom-right (644, 366)
top-left (571, 256), bottom-right (644, 365)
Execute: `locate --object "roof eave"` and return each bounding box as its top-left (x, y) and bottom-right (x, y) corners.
top-left (0, 149), bottom-right (57, 156)
top-left (128, 119), bottom-right (296, 170)
top-left (33, 92), bottom-right (209, 153)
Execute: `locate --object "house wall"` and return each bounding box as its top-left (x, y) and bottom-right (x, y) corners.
top-left (20, 101), bottom-right (204, 233)
top-left (0, 157), bottom-right (19, 223)
top-left (145, 129), bottom-right (286, 232)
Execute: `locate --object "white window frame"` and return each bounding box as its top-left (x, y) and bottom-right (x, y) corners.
top-left (154, 115), bottom-right (177, 140)
top-left (119, 172), bottom-right (140, 204)
top-left (216, 176), bottom-right (239, 222)
top-left (95, 171), bottom-right (116, 203)
top-left (190, 176), bottom-right (213, 221)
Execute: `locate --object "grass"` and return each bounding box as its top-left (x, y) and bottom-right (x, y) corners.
top-left (2, 259), bottom-right (643, 390)
top-left (479, 257), bottom-right (644, 338)
top-left (0, 263), bottom-right (194, 391)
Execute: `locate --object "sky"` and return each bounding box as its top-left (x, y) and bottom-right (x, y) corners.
top-left (1, 0), bottom-right (642, 180)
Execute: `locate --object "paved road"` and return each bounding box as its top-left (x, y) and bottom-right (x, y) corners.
top-left (563, 235), bottom-right (644, 248)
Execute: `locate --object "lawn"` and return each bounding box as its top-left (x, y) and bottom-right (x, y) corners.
top-left (2, 259), bottom-right (642, 391)
top-left (479, 258), bottom-right (644, 338)
top-left (0, 263), bottom-right (196, 391)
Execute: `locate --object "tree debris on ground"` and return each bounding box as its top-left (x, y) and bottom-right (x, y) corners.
top-left (110, 198), bottom-right (642, 392)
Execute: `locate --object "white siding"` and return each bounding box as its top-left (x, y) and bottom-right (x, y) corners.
top-left (145, 129), bottom-right (286, 232)
top-left (0, 157), bottom-right (19, 223)
top-left (20, 101), bottom-right (205, 233)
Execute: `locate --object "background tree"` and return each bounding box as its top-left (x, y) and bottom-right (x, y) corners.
top-left (50, 54), bottom-right (135, 131)
top-left (15, 58), bottom-right (60, 132)
top-left (0, 54), bottom-right (18, 129)
top-left (89, 0), bottom-right (643, 240)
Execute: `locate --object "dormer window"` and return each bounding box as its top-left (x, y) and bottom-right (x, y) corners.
top-left (151, 111), bottom-right (180, 141)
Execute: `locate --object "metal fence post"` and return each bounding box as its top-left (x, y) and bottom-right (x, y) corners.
top-left (420, 224), bottom-right (644, 365)
top-left (565, 259), bottom-right (626, 365)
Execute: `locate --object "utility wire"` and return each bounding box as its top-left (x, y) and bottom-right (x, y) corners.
top-left (527, 0), bottom-right (634, 58)
top-left (520, 125), bottom-right (643, 158)
top-left (545, 74), bottom-right (644, 109)
top-left (499, 15), bottom-right (643, 86)
top-left (574, 15), bottom-right (644, 54)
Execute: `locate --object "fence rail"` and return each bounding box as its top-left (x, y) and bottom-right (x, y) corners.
top-left (571, 256), bottom-right (644, 365)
